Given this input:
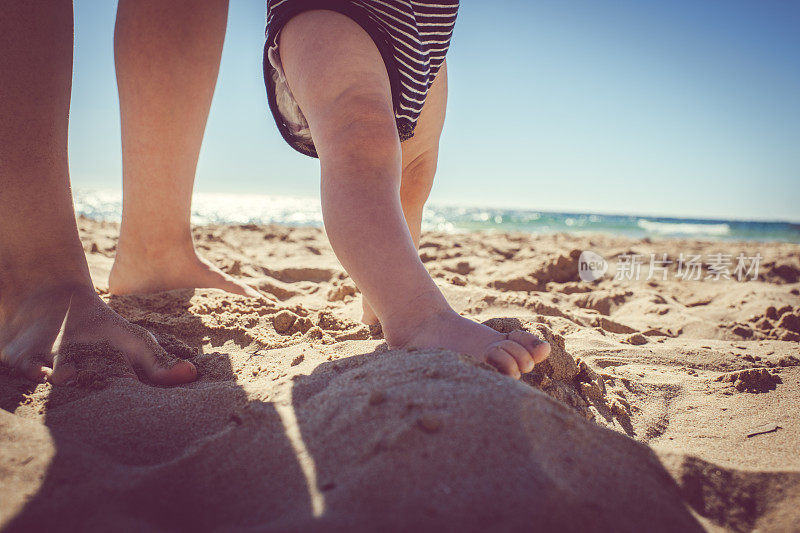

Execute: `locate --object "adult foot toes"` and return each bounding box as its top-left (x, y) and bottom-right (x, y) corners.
top-left (1, 284), bottom-right (198, 386)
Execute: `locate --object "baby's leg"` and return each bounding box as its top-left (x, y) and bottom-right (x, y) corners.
top-left (279, 10), bottom-right (549, 378)
top-left (361, 62), bottom-right (448, 325)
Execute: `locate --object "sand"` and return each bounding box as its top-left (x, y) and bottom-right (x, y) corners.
top-left (1, 217), bottom-right (799, 532)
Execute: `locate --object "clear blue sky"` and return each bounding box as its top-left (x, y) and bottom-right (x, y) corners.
top-left (69, 0), bottom-right (800, 222)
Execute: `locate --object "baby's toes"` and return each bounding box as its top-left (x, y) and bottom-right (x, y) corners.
top-left (486, 343), bottom-right (522, 379)
top-left (508, 330), bottom-right (550, 364)
top-left (497, 339), bottom-right (536, 374)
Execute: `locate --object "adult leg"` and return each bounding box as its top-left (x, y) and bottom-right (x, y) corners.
top-left (0, 1), bottom-right (195, 384)
top-left (361, 62), bottom-right (448, 325)
top-left (278, 11), bottom-right (549, 378)
top-left (109, 0), bottom-right (259, 297)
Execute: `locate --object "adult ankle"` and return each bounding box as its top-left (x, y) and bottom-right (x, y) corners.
top-left (0, 247), bottom-right (91, 295)
top-left (0, 275), bottom-right (94, 320)
top-left (115, 231), bottom-right (196, 261)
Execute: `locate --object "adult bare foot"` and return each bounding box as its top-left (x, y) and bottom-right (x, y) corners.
top-left (110, 0), bottom-right (245, 298)
top-left (0, 282), bottom-right (196, 384)
top-left (387, 309), bottom-right (550, 379)
top-left (0, 1), bottom-right (195, 386)
top-left (109, 244), bottom-right (261, 298)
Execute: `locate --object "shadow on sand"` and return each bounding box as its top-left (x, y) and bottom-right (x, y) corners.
top-left (1, 291), bottom-right (703, 531)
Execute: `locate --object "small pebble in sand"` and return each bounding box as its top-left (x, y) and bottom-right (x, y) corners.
top-left (291, 354), bottom-right (304, 366)
top-left (777, 312), bottom-right (800, 333)
top-left (450, 275), bottom-right (467, 286)
top-left (273, 310), bottom-right (298, 334)
top-left (625, 333), bottom-right (648, 345)
top-left (306, 326), bottom-right (324, 340)
top-left (417, 415), bottom-right (442, 433)
top-left (368, 391), bottom-right (387, 405)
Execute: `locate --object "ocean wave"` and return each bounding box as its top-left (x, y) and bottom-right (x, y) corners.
top-left (637, 219), bottom-right (731, 236)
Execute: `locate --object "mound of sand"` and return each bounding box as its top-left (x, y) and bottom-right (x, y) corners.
top-left (1, 349), bottom-right (702, 532)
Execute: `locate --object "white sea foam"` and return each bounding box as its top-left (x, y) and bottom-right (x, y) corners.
top-left (636, 219), bottom-right (731, 236)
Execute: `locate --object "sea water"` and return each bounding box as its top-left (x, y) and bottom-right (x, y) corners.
top-left (73, 189), bottom-right (800, 243)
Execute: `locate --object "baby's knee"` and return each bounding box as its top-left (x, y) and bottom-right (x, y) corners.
top-left (400, 149), bottom-right (438, 207)
top-left (316, 88), bottom-right (400, 169)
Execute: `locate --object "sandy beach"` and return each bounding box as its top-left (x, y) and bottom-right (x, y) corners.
top-left (1, 216), bottom-right (799, 531)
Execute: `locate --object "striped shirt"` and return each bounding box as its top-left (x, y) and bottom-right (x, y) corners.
top-left (264, 0), bottom-right (459, 157)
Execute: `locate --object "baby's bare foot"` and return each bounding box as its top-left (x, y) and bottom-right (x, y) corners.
top-left (0, 283), bottom-right (196, 384)
top-left (361, 298), bottom-right (380, 326)
top-left (389, 310), bottom-right (550, 379)
top-left (109, 246), bottom-right (261, 298)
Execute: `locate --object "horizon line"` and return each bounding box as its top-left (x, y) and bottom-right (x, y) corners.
top-left (71, 186), bottom-right (800, 226)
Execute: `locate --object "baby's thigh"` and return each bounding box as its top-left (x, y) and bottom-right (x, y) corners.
top-left (278, 10), bottom-right (396, 154)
